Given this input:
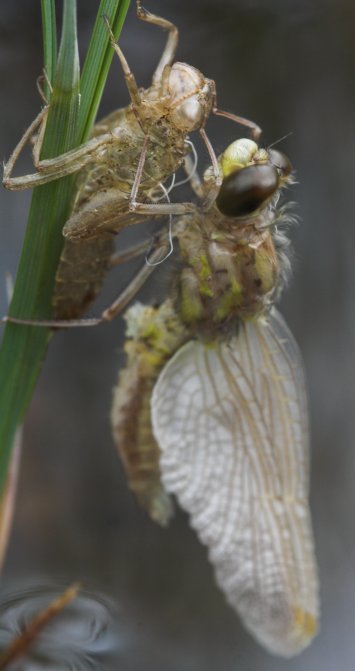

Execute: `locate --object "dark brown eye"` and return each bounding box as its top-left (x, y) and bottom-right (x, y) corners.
top-left (268, 149), bottom-right (292, 177)
top-left (216, 164), bottom-right (279, 217)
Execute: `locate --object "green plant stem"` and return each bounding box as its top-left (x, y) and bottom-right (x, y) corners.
top-left (0, 0), bottom-right (131, 493)
top-left (41, 0), bottom-right (57, 96)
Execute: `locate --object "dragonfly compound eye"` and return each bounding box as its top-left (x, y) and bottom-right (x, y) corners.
top-left (216, 164), bottom-right (280, 217)
top-left (268, 149), bottom-right (293, 177)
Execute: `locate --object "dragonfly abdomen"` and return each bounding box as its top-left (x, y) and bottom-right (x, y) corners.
top-left (112, 361), bottom-right (173, 525)
top-left (53, 238), bottom-right (114, 319)
top-left (111, 300), bottom-right (189, 525)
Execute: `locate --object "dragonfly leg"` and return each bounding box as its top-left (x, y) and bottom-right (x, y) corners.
top-left (3, 106), bottom-right (48, 189)
top-left (214, 108), bottom-right (262, 141)
top-left (131, 202), bottom-right (197, 216)
top-left (103, 16), bottom-right (142, 110)
top-left (36, 70), bottom-right (53, 104)
top-left (101, 240), bottom-right (168, 321)
top-left (3, 80), bottom-right (122, 192)
top-left (209, 80), bottom-right (262, 140)
top-left (198, 127), bottom-right (223, 210)
top-left (1, 235), bottom-right (169, 329)
top-left (182, 154), bottom-right (204, 199)
top-left (128, 135), bottom-right (197, 217)
top-left (32, 107), bottom-right (49, 167)
top-left (136, 1), bottom-right (178, 84)
top-left (109, 238), bottom-right (154, 267)
top-left (4, 20), bottom-right (143, 191)
top-left (3, 130), bottom-right (117, 191)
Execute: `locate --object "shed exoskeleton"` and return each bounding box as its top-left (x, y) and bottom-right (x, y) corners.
top-left (3, 1), bottom-right (260, 321)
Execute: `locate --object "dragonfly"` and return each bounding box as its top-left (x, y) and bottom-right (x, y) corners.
top-left (3, 0), bottom-right (260, 322)
top-left (111, 137), bottom-right (320, 657)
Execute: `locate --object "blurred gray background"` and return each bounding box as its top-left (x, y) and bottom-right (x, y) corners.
top-left (0, 0), bottom-right (354, 669)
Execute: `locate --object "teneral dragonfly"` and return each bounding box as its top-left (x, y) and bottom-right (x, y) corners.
top-left (112, 137), bottom-right (320, 657)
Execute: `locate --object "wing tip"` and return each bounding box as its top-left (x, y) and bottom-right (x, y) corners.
top-left (252, 607), bottom-right (319, 658)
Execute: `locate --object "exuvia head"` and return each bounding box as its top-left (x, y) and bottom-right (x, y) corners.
top-left (215, 138), bottom-right (292, 217)
top-left (164, 62), bottom-right (214, 131)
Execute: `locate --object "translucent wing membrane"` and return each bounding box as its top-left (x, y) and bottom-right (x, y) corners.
top-left (151, 309), bottom-right (319, 657)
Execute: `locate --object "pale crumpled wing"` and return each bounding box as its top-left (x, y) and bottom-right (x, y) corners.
top-left (151, 309), bottom-right (319, 657)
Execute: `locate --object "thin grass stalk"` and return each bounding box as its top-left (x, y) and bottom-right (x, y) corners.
top-left (0, 0), bottom-right (131, 493)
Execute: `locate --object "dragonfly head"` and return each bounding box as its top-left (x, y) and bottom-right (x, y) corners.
top-left (164, 63), bottom-right (214, 131)
top-left (215, 139), bottom-right (292, 218)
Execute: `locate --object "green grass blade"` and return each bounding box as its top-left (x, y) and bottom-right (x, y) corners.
top-left (0, 0), bottom-right (131, 498)
top-left (79, 0), bottom-right (131, 142)
top-left (0, 0), bottom-right (131, 493)
top-left (0, 0), bottom-right (80, 492)
top-left (41, 0), bottom-right (57, 97)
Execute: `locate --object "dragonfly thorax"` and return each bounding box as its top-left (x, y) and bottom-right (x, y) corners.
top-left (177, 212), bottom-right (278, 339)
